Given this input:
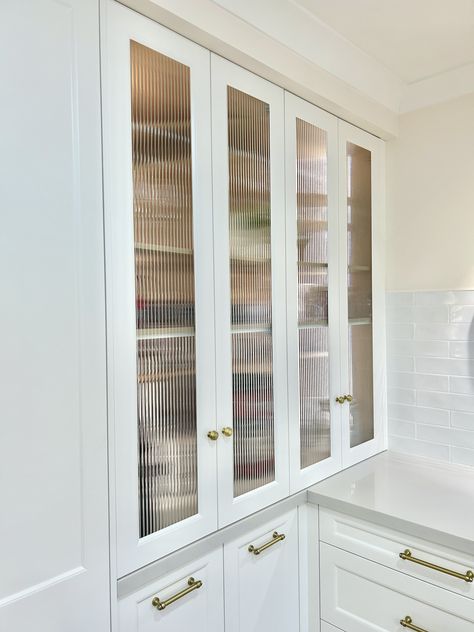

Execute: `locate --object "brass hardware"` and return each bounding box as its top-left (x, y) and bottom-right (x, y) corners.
top-left (400, 616), bottom-right (429, 632)
top-left (344, 394), bottom-right (353, 402)
top-left (207, 430), bottom-right (219, 441)
top-left (399, 549), bottom-right (474, 583)
top-left (248, 531), bottom-right (286, 555)
top-left (152, 577), bottom-right (202, 611)
top-left (221, 426), bottom-right (233, 437)
top-left (335, 396), bottom-right (346, 404)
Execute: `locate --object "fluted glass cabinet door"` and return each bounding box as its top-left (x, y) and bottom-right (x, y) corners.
top-left (339, 121), bottom-right (387, 467)
top-left (284, 93), bottom-right (341, 493)
top-left (103, 3), bottom-right (217, 576)
top-left (211, 55), bottom-right (289, 525)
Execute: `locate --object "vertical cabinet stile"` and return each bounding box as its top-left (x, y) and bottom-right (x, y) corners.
top-left (103, 2), bottom-right (217, 576)
top-left (284, 93), bottom-right (342, 493)
top-left (338, 121), bottom-right (387, 467)
top-left (211, 54), bottom-right (289, 526)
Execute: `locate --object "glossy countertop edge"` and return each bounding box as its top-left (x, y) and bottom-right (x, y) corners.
top-left (307, 450), bottom-right (474, 555)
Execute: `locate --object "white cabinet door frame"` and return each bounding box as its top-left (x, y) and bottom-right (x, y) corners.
top-left (102, 0), bottom-right (218, 576)
top-left (211, 54), bottom-right (289, 526)
top-left (338, 121), bottom-right (387, 467)
top-left (285, 92), bottom-right (342, 493)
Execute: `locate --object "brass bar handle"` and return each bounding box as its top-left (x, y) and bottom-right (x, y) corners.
top-left (400, 616), bottom-right (429, 632)
top-left (152, 577), bottom-right (203, 611)
top-left (248, 531), bottom-right (285, 555)
top-left (399, 549), bottom-right (474, 583)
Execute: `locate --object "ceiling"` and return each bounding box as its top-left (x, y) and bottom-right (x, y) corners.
top-left (292, 0), bottom-right (474, 83)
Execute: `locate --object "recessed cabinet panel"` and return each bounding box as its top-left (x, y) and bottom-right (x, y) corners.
top-left (118, 549), bottom-right (224, 632)
top-left (227, 87), bottom-right (276, 497)
top-left (285, 93), bottom-right (341, 493)
top-left (131, 41), bottom-right (199, 537)
top-left (212, 55), bottom-right (289, 525)
top-left (223, 510), bottom-right (300, 632)
top-left (346, 142), bottom-right (374, 448)
top-left (105, 2), bottom-right (217, 575)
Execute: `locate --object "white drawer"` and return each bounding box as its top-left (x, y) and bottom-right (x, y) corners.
top-left (321, 542), bottom-right (474, 632)
top-left (118, 549), bottom-right (224, 632)
top-left (320, 508), bottom-right (474, 599)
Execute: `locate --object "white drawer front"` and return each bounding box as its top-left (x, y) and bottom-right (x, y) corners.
top-left (321, 543), bottom-right (474, 632)
top-left (118, 549), bottom-right (224, 632)
top-left (320, 508), bottom-right (474, 599)
top-left (224, 509), bottom-right (300, 632)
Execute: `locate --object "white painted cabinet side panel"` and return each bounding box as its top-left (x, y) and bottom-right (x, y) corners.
top-left (0, 0), bottom-right (109, 629)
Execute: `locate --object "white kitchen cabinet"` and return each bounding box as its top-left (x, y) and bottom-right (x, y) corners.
top-left (118, 549), bottom-right (224, 632)
top-left (285, 92), bottom-right (342, 493)
top-left (223, 509), bottom-right (300, 632)
top-left (0, 0), bottom-right (109, 630)
top-left (211, 55), bottom-right (289, 526)
top-left (320, 543), bottom-right (474, 632)
top-left (285, 97), bottom-right (386, 492)
top-left (103, 0), bottom-right (386, 578)
top-left (102, 1), bottom-right (218, 576)
top-left (338, 122), bottom-right (387, 467)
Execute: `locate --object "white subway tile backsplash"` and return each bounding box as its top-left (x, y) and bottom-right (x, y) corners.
top-left (388, 388), bottom-right (416, 404)
top-left (451, 411), bottom-right (474, 430)
top-left (387, 290), bottom-right (474, 467)
top-left (414, 323), bottom-right (472, 341)
top-left (389, 436), bottom-right (450, 462)
top-left (390, 357), bottom-right (415, 372)
top-left (451, 447), bottom-right (474, 467)
top-left (450, 305), bottom-right (474, 323)
top-left (449, 341), bottom-right (474, 358)
top-left (387, 291), bottom-right (414, 307)
top-left (415, 357), bottom-right (474, 377)
top-left (450, 376), bottom-right (474, 394)
top-left (389, 419), bottom-right (416, 438)
top-left (414, 341), bottom-right (450, 357)
top-left (414, 305), bottom-right (449, 323)
top-left (388, 323), bottom-right (414, 340)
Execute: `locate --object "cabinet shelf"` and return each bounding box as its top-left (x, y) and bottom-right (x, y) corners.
top-left (348, 265), bottom-right (370, 272)
top-left (135, 243), bottom-right (194, 256)
top-left (298, 320), bottom-right (328, 329)
top-left (137, 326), bottom-right (195, 340)
top-left (231, 324), bottom-right (272, 335)
top-left (348, 317), bottom-right (372, 326)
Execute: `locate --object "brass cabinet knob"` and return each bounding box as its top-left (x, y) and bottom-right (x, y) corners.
top-left (335, 396), bottom-right (345, 404)
top-left (207, 430), bottom-right (219, 441)
top-left (221, 427), bottom-right (233, 437)
top-left (344, 394), bottom-right (353, 403)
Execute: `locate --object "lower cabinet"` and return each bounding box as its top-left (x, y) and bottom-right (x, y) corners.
top-left (224, 510), bottom-right (300, 632)
top-left (118, 549), bottom-right (224, 631)
top-left (117, 508), bottom-right (302, 632)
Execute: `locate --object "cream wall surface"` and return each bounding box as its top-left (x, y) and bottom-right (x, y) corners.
top-left (386, 93), bottom-right (474, 291)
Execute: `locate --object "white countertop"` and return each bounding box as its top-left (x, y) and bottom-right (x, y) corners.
top-left (307, 451), bottom-right (474, 554)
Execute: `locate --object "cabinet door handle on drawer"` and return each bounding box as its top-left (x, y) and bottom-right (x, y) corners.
top-left (152, 577), bottom-right (203, 611)
top-left (248, 531), bottom-right (285, 555)
top-left (399, 549), bottom-right (474, 583)
top-left (400, 616), bottom-right (429, 632)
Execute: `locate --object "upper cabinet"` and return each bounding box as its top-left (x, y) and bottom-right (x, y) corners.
top-left (211, 56), bottom-right (289, 525)
top-left (338, 123), bottom-right (386, 467)
top-left (103, 1), bottom-right (386, 577)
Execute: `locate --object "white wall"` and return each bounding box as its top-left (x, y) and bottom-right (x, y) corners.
top-left (386, 93), bottom-right (474, 291)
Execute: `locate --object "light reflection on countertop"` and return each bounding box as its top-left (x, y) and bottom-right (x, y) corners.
top-left (307, 450), bottom-right (474, 554)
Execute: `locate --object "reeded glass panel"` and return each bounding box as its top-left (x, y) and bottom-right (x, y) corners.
top-left (347, 142), bottom-right (374, 448)
top-left (227, 86), bottom-right (275, 496)
top-left (296, 118), bottom-right (330, 468)
top-left (131, 41), bottom-right (198, 537)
